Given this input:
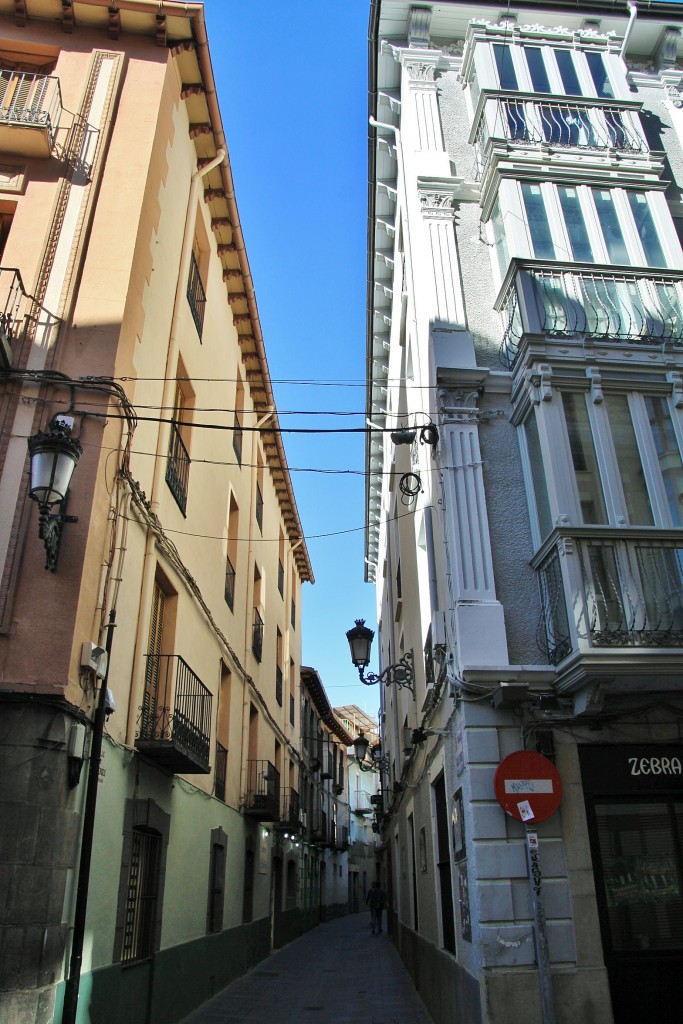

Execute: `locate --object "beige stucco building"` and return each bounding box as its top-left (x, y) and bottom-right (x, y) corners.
top-left (0, 3), bottom-right (316, 1023)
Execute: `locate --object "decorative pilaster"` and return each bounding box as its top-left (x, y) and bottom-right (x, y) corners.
top-left (440, 389), bottom-right (509, 669)
top-left (417, 181), bottom-right (467, 330)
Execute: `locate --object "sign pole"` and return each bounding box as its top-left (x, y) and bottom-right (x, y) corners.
top-left (524, 827), bottom-right (557, 1024)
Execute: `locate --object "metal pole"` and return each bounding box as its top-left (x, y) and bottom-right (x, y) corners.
top-left (524, 827), bottom-right (557, 1024)
top-left (62, 610), bottom-right (116, 1024)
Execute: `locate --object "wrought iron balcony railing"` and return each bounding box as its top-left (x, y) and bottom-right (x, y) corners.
top-left (275, 664), bottom-right (283, 706)
top-left (215, 741), bottom-right (228, 801)
top-left (255, 483), bottom-right (263, 531)
top-left (224, 554), bottom-right (235, 610)
top-left (186, 248), bottom-right (206, 338)
top-left (498, 260), bottom-right (683, 369)
top-left (252, 609), bottom-right (264, 662)
top-left (336, 825), bottom-right (349, 850)
top-left (0, 268), bottom-right (28, 367)
top-left (0, 69), bottom-right (63, 155)
top-left (472, 91), bottom-right (647, 180)
top-left (136, 654), bottom-right (212, 773)
top-left (166, 420), bottom-right (190, 515)
top-left (536, 533), bottom-right (683, 667)
top-left (279, 787), bottom-right (301, 829)
top-left (243, 759), bottom-right (280, 819)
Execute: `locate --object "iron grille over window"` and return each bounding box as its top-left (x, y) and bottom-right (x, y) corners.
top-left (225, 554), bottom-right (236, 610)
top-left (121, 827), bottom-right (161, 963)
top-left (166, 421), bottom-right (190, 515)
top-left (186, 248), bottom-right (206, 338)
top-left (252, 609), bottom-right (264, 662)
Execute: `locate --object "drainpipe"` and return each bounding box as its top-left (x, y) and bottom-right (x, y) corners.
top-left (620, 2), bottom-right (638, 61)
top-left (124, 149), bottom-right (225, 748)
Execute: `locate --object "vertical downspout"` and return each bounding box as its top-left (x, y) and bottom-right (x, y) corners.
top-left (620, 2), bottom-right (638, 61)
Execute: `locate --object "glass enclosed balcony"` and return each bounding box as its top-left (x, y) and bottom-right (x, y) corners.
top-left (0, 69), bottom-right (62, 156)
top-left (498, 260), bottom-right (683, 368)
top-left (472, 91), bottom-right (647, 181)
top-left (536, 533), bottom-right (683, 667)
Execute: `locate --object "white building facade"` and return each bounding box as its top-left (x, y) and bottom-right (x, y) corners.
top-left (366, 3), bottom-right (683, 1024)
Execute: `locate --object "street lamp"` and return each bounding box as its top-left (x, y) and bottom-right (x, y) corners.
top-left (345, 619), bottom-right (415, 695)
top-left (27, 416), bottom-right (81, 571)
top-left (352, 732), bottom-right (389, 773)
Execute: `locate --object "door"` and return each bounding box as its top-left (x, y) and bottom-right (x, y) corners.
top-left (141, 583), bottom-right (165, 739)
top-left (585, 796), bottom-right (683, 1022)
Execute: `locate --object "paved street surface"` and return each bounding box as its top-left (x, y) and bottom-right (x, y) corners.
top-left (179, 912), bottom-right (435, 1024)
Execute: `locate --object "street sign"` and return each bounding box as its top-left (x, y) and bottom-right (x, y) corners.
top-left (493, 750), bottom-right (562, 823)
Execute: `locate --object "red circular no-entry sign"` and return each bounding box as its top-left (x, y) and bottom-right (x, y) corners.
top-left (494, 750), bottom-right (563, 823)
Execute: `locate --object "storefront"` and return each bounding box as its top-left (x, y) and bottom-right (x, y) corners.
top-left (579, 745), bottom-right (683, 1023)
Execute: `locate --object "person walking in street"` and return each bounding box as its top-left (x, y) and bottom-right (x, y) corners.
top-left (366, 879), bottom-right (386, 935)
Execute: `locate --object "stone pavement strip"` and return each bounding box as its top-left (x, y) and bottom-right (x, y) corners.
top-left (178, 912), bottom-right (435, 1024)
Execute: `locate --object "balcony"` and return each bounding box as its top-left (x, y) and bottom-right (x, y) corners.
top-left (186, 248), bottom-right (206, 338)
top-left (215, 742), bottom-right (227, 801)
top-left (310, 810), bottom-right (329, 846)
top-left (136, 655), bottom-right (212, 774)
top-left (471, 90), bottom-right (648, 183)
top-left (166, 421), bottom-right (190, 515)
top-left (275, 664), bottom-right (283, 706)
top-left (279, 787), bottom-right (301, 831)
top-left (255, 483), bottom-right (263, 532)
top-left (243, 759), bottom-right (280, 820)
top-left (224, 555), bottom-right (235, 610)
top-left (0, 70), bottom-right (62, 157)
top-left (535, 532), bottom-right (683, 680)
top-left (498, 259), bottom-right (683, 370)
top-left (335, 825), bottom-right (349, 851)
top-left (0, 268), bottom-right (28, 367)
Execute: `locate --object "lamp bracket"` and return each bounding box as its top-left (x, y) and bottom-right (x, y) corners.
top-left (358, 650), bottom-right (415, 696)
top-left (38, 503), bottom-right (78, 572)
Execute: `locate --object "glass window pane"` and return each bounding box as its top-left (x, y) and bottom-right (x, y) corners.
top-left (525, 47), bottom-right (551, 92)
top-left (490, 199), bottom-right (509, 280)
top-left (586, 51), bottom-right (614, 99)
top-left (523, 413), bottom-right (553, 540)
top-left (605, 394), bottom-right (654, 524)
top-left (559, 186), bottom-right (594, 262)
top-left (522, 183), bottom-right (555, 259)
top-left (561, 392), bottom-right (607, 524)
top-left (593, 189), bottom-right (630, 264)
top-left (628, 192), bottom-right (666, 267)
top-left (594, 802), bottom-right (683, 953)
top-left (645, 395), bottom-right (683, 525)
top-left (555, 49), bottom-right (582, 95)
top-left (493, 44), bottom-right (518, 90)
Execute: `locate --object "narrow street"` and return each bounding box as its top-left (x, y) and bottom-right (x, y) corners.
top-left (179, 913), bottom-right (434, 1024)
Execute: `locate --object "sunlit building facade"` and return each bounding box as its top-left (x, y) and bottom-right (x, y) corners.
top-left (0, 3), bottom-right (314, 1023)
top-left (366, 2), bottom-right (683, 1023)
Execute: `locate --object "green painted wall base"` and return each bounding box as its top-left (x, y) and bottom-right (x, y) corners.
top-left (53, 917), bottom-right (272, 1024)
top-left (395, 920), bottom-right (481, 1024)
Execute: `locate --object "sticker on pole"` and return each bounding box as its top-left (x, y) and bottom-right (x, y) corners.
top-left (493, 750), bottom-right (563, 823)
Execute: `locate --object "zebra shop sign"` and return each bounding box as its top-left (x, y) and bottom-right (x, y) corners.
top-left (494, 751), bottom-right (563, 1024)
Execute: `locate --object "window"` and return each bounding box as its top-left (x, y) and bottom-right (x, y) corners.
top-left (252, 566), bottom-right (263, 662)
top-left (207, 829), bottom-right (227, 933)
top-left (187, 237), bottom-right (207, 338)
top-left (593, 190), bottom-right (629, 265)
top-left (604, 394), bottom-right (653, 525)
top-left (522, 183), bottom-right (555, 259)
top-left (122, 827), bottom-right (161, 962)
top-left (233, 376), bottom-right (244, 466)
top-left (554, 49), bottom-right (583, 95)
top-left (114, 799), bottom-right (169, 965)
top-left (166, 381), bottom-right (192, 515)
top-left (628, 192), bottom-right (666, 268)
top-left (140, 574), bottom-right (176, 743)
top-left (276, 628), bottom-right (283, 706)
top-left (290, 567), bottom-right (296, 629)
top-left (525, 46), bottom-right (551, 93)
top-left (646, 396), bottom-right (683, 525)
top-left (558, 187), bottom-right (593, 262)
top-left (586, 51), bottom-right (614, 99)
top-left (289, 659), bottom-right (295, 726)
top-left (225, 495), bottom-right (238, 611)
top-left (278, 530), bottom-right (285, 597)
top-left (561, 392), bottom-right (607, 524)
top-left (216, 664), bottom-right (230, 801)
top-left (493, 43), bottom-right (518, 90)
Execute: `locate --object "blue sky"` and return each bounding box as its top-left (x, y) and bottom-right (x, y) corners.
top-left (202, 0), bottom-right (379, 716)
